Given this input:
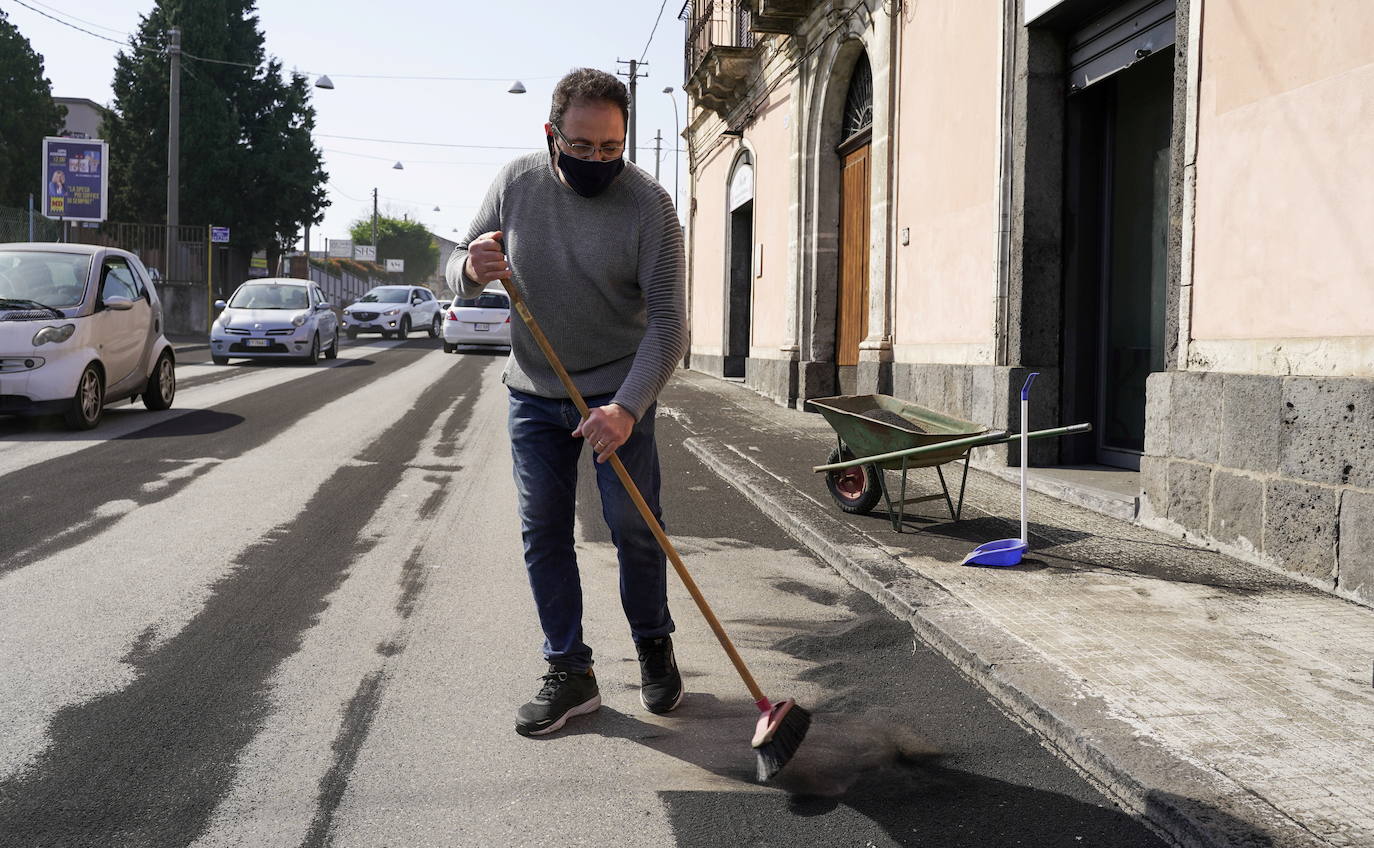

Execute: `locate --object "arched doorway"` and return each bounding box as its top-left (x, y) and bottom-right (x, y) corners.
top-left (725, 152), bottom-right (754, 379)
top-left (835, 52), bottom-right (873, 395)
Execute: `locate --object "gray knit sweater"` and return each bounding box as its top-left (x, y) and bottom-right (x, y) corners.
top-left (446, 152), bottom-right (686, 420)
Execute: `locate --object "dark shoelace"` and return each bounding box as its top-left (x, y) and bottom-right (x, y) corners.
top-left (536, 671), bottom-right (570, 700)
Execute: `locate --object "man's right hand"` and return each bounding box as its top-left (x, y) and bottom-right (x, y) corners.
top-left (465, 230), bottom-right (511, 283)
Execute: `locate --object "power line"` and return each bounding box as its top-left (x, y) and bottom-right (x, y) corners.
top-left (318, 133), bottom-right (541, 151)
top-left (321, 148), bottom-right (508, 167)
top-left (639, 0), bottom-right (671, 64)
top-left (5, 0), bottom-right (135, 48)
top-left (23, 0), bottom-right (126, 36)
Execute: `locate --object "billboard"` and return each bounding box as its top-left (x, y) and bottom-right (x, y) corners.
top-left (42, 137), bottom-right (108, 222)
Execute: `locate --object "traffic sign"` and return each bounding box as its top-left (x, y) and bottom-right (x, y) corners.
top-left (386, 258), bottom-right (404, 273)
top-left (210, 226), bottom-right (230, 243)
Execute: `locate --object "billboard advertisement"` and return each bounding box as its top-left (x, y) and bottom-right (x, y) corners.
top-left (42, 137), bottom-right (108, 222)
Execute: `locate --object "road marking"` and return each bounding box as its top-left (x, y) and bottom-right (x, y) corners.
top-left (0, 343), bottom-right (414, 478)
top-left (0, 348), bottom-right (457, 783)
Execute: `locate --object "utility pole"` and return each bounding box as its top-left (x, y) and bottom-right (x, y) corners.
top-left (371, 187), bottom-right (378, 249)
top-left (616, 59), bottom-right (647, 164)
top-left (167, 26), bottom-right (182, 274)
top-left (653, 130), bottom-right (662, 181)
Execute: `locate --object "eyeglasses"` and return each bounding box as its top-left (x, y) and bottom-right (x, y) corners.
top-left (551, 124), bottom-right (625, 160)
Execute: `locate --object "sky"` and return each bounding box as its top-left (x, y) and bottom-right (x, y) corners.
top-left (3, 0), bottom-right (690, 250)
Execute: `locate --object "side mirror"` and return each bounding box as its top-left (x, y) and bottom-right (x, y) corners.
top-left (214, 299), bottom-right (227, 310)
top-left (317, 301), bottom-right (332, 311)
top-left (104, 296), bottom-right (135, 311)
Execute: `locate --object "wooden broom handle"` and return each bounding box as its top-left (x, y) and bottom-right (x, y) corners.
top-left (499, 277), bottom-right (768, 705)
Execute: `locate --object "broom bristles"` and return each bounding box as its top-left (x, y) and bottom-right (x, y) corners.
top-left (753, 700), bottom-right (811, 782)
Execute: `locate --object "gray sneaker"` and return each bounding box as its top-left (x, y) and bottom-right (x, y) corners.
top-left (636, 636), bottom-right (684, 714)
top-left (515, 666), bottom-right (601, 737)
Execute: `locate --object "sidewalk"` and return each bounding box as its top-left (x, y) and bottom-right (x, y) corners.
top-left (661, 369), bottom-right (1374, 848)
top-left (168, 333), bottom-right (208, 354)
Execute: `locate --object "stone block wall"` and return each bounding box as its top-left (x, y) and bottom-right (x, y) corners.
top-left (1140, 371), bottom-right (1374, 605)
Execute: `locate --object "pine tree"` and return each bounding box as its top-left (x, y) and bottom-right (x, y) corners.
top-left (105, 0), bottom-right (327, 253)
top-left (0, 10), bottom-right (66, 209)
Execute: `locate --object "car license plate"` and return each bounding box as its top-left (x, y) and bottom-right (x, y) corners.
top-left (246, 338), bottom-right (269, 347)
top-left (473, 323), bottom-right (489, 332)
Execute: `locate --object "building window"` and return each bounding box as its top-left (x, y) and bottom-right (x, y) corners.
top-left (841, 53), bottom-right (873, 141)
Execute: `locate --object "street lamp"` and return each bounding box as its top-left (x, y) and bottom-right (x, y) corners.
top-left (314, 74), bottom-right (334, 89)
top-left (508, 80), bottom-right (527, 94)
top-left (392, 161), bottom-right (404, 170)
top-left (662, 87), bottom-right (681, 210)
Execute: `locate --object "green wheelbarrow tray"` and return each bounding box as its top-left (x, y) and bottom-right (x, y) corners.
top-left (808, 394), bottom-right (1092, 533)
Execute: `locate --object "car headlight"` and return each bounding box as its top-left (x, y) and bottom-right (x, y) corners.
top-left (32, 323), bottom-right (76, 346)
top-left (291, 311), bottom-right (309, 327)
top-left (382, 308), bottom-right (401, 316)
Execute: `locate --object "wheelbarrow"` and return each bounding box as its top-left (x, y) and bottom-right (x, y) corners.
top-left (808, 394), bottom-right (1091, 532)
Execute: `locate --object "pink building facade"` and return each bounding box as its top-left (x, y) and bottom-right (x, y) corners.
top-left (682, 0), bottom-right (1374, 604)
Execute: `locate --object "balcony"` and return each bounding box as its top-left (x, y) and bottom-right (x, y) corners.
top-left (747, 0), bottom-right (818, 34)
top-left (683, 0), bottom-right (760, 118)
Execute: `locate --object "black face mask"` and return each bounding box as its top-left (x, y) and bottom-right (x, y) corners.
top-left (549, 135), bottom-right (625, 198)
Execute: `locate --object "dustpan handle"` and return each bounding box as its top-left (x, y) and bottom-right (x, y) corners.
top-left (1020, 372), bottom-right (1040, 544)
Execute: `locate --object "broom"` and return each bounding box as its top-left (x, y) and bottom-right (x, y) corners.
top-left (498, 275), bottom-right (811, 782)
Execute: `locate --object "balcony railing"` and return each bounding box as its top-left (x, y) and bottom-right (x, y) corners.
top-left (683, 0), bottom-right (756, 82)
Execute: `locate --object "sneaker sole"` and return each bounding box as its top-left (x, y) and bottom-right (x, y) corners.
top-left (515, 694), bottom-right (602, 737)
top-left (640, 687), bottom-right (684, 715)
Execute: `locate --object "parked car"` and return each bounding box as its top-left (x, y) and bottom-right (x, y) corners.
top-left (210, 278), bottom-right (340, 365)
top-left (0, 243), bottom-right (176, 430)
top-left (442, 286), bottom-right (512, 353)
top-left (341, 285), bottom-right (442, 339)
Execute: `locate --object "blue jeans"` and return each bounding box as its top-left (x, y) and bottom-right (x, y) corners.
top-left (508, 388), bottom-right (674, 671)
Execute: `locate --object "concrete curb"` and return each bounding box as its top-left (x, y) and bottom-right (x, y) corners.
top-left (684, 434), bottom-right (1325, 848)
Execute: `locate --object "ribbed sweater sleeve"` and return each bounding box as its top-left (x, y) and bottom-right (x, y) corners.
top-left (611, 180), bottom-right (687, 420)
top-left (445, 168), bottom-right (503, 299)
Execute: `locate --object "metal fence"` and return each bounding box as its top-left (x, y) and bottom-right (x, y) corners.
top-left (0, 204), bottom-right (64, 243)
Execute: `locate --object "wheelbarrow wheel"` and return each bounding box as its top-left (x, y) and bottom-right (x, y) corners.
top-left (824, 446), bottom-right (882, 515)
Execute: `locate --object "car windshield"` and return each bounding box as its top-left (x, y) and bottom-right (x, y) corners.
top-left (357, 289), bottom-right (407, 303)
top-left (457, 293), bottom-right (509, 309)
top-left (0, 251), bottom-right (91, 310)
top-left (227, 284), bottom-right (309, 310)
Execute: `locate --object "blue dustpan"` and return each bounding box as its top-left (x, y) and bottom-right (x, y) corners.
top-left (962, 538), bottom-right (1027, 567)
top-left (964, 373), bottom-right (1039, 568)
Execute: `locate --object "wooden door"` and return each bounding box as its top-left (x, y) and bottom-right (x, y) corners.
top-left (836, 143), bottom-right (871, 367)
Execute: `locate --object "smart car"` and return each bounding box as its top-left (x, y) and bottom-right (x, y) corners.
top-left (210, 278), bottom-right (340, 365)
top-left (0, 243), bottom-right (175, 430)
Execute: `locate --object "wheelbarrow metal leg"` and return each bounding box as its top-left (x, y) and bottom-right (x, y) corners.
top-left (935, 464), bottom-right (956, 521)
top-left (896, 457), bottom-right (910, 532)
top-left (953, 452), bottom-right (971, 521)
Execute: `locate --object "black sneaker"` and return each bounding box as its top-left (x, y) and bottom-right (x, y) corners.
top-left (636, 636), bottom-right (684, 714)
top-left (515, 666), bottom-right (601, 737)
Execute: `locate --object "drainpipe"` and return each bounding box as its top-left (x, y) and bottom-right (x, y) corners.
top-left (994, 0), bottom-right (1018, 368)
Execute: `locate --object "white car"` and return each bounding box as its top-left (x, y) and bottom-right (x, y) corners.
top-left (0, 243), bottom-right (176, 430)
top-left (341, 285), bottom-right (442, 340)
top-left (210, 278), bottom-right (340, 365)
top-left (442, 285), bottom-right (512, 353)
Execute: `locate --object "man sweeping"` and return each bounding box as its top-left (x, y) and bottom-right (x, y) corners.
top-left (447, 68), bottom-right (688, 737)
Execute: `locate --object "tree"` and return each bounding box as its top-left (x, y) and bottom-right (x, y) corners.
top-left (0, 10), bottom-right (66, 208)
top-left (105, 0), bottom-right (327, 256)
top-left (349, 214), bottom-right (439, 285)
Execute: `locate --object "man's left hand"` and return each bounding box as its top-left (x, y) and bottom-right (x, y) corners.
top-left (572, 403), bottom-right (635, 464)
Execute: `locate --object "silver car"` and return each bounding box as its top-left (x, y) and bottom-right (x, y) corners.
top-left (210, 278), bottom-right (340, 365)
top-left (0, 243), bottom-right (176, 430)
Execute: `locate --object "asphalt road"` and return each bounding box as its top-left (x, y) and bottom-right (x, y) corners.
top-left (0, 336), bottom-right (1167, 847)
